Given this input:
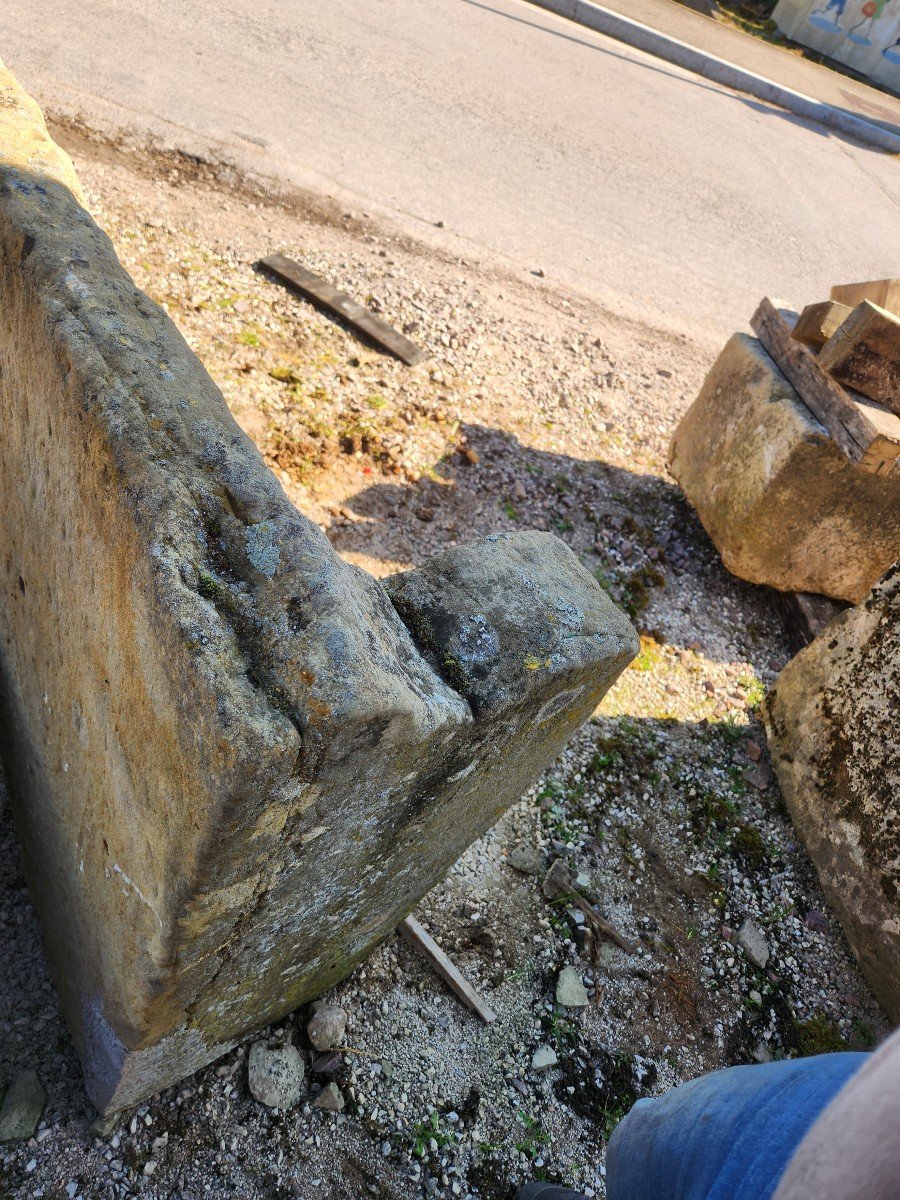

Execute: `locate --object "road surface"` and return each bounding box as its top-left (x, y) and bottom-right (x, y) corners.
top-left (2, 0), bottom-right (898, 343)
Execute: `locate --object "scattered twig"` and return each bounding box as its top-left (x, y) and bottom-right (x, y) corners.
top-left (542, 857), bottom-right (637, 955)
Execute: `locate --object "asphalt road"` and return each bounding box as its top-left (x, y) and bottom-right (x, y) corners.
top-left (2, 0), bottom-right (898, 343)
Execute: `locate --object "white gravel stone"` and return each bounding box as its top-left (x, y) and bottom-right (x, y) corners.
top-left (311, 1082), bottom-right (345, 1113)
top-left (556, 966), bottom-right (589, 1008)
top-left (307, 1002), bottom-right (348, 1051)
top-left (531, 1045), bottom-right (559, 1071)
top-left (737, 919), bottom-right (770, 969)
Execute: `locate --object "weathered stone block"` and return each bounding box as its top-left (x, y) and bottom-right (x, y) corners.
top-left (763, 563), bottom-right (900, 1020)
top-left (669, 332), bottom-right (900, 602)
top-left (0, 63), bottom-right (638, 1112)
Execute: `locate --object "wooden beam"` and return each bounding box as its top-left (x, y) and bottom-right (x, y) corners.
top-left (830, 278), bottom-right (900, 317)
top-left (750, 298), bottom-right (900, 475)
top-left (259, 253), bottom-right (426, 366)
top-left (790, 300), bottom-right (852, 351)
top-left (817, 301), bottom-right (900, 414)
top-left (398, 915), bottom-right (497, 1023)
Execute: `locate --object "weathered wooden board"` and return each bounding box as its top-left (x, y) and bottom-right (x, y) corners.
top-left (817, 301), bottom-right (900, 414)
top-left (830, 278), bottom-right (900, 318)
top-left (790, 300), bottom-right (852, 351)
top-left (260, 253), bottom-right (426, 366)
top-left (399, 915), bottom-right (497, 1023)
top-left (750, 298), bottom-right (900, 475)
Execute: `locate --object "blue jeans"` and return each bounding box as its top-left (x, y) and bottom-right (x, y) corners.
top-left (607, 1052), bottom-right (866, 1200)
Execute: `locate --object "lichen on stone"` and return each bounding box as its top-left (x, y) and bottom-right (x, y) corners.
top-left (245, 521), bottom-right (280, 578)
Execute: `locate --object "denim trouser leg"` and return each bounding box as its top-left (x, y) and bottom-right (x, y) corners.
top-left (606, 1052), bottom-right (866, 1200)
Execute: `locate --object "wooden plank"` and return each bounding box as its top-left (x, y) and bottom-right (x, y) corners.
top-left (854, 392), bottom-right (900, 448)
top-left (830, 278), bottom-right (900, 317)
top-left (750, 297), bottom-right (900, 474)
top-left (790, 300), bottom-right (852, 351)
top-left (398, 915), bottom-right (497, 1023)
top-left (773, 591), bottom-right (848, 655)
top-left (259, 253), bottom-right (426, 366)
top-left (817, 301), bottom-right (900, 413)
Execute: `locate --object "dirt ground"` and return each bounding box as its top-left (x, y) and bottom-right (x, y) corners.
top-left (0, 131), bottom-right (888, 1200)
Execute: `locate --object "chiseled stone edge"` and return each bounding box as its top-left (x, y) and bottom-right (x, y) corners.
top-left (0, 57), bottom-right (84, 203)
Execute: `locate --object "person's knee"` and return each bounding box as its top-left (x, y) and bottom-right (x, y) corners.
top-left (606, 1096), bottom-right (667, 1200)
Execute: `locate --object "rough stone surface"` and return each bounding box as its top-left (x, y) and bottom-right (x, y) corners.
top-left (763, 561), bottom-right (900, 1020)
top-left (506, 845), bottom-right (544, 876)
top-left (669, 332), bottom-right (900, 602)
top-left (0, 63), bottom-right (638, 1113)
top-left (555, 967), bottom-right (589, 1008)
top-left (385, 531), bottom-right (637, 730)
top-left (736, 918), bottom-right (770, 970)
top-left (246, 1042), bottom-right (304, 1109)
top-left (312, 1082), bottom-right (345, 1112)
top-left (306, 1002), bottom-right (347, 1052)
top-left (530, 1045), bottom-right (558, 1071)
top-left (0, 1069), bottom-right (46, 1141)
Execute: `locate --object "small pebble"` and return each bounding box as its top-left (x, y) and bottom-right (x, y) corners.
top-left (531, 1045), bottom-right (558, 1071)
top-left (737, 919), bottom-right (770, 970)
top-left (308, 1002), bottom-right (348, 1051)
top-left (556, 966), bottom-right (589, 1008)
top-left (312, 1082), bottom-right (345, 1113)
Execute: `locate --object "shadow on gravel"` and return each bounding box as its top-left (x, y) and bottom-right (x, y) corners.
top-left (0, 697), bottom-right (883, 1164)
top-left (330, 421), bottom-right (791, 668)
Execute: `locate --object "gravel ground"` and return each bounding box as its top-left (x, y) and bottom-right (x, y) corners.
top-left (0, 131), bottom-right (888, 1200)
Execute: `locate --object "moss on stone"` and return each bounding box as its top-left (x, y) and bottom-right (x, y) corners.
top-left (730, 822), bottom-right (768, 870)
top-left (197, 571), bottom-right (223, 603)
top-left (796, 1015), bottom-right (847, 1056)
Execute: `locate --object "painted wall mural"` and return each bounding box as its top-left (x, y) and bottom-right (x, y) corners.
top-left (773, 0), bottom-right (900, 87)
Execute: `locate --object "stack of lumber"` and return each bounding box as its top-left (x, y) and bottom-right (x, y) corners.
top-left (669, 278), bottom-right (900, 607)
top-left (752, 279), bottom-right (900, 475)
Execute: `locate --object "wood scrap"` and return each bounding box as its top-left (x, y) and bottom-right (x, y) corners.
top-left (542, 857), bottom-right (636, 955)
top-left (259, 253), bottom-right (426, 366)
top-left (773, 590), bottom-right (849, 654)
top-left (750, 298), bottom-right (900, 475)
top-left (830, 278), bottom-right (900, 317)
top-left (398, 915), bottom-right (497, 1023)
top-left (817, 301), bottom-right (900, 413)
top-left (790, 300), bottom-right (852, 351)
